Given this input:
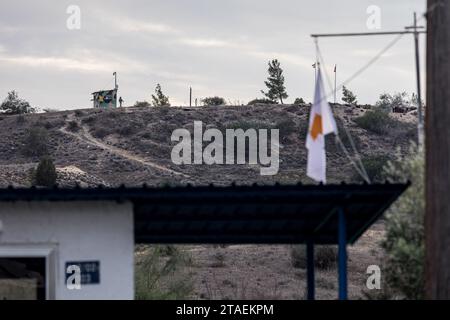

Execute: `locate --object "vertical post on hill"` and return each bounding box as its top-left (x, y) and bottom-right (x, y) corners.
top-left (334, 65), bottom-right (337, 104)
top-left (113, 72), bottom-right (118, 90)
top-left (425, 0), bottom-right (450, 299)
top-left (190, 87), bottom-right (192, 107)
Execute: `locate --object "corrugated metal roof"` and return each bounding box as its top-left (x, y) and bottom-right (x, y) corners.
top-left (0, 182), bottom-right (409, 245)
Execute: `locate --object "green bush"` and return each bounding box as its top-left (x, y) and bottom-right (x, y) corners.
top-left (247, 98), bottom-right (276, 105)
top-left (82, 115), bottom-right (96, 125)
top-left (382, 144), bottom-right (424, 299)
top-left (354, 109), bottom-right (397, 134)
top-left (134, 101), bottom-right (151, 108)
top-left (353, 154), bottom-right (391, 183)
top-left (294, 98), bottom-right (305, 105)
top-left (1, 90), bottom-right (36, 114)
top-left (291, 245), bottom-right (337, 270)
top-left (91, 127), bottom-right (111, 139)
top-left (34, 157), bottom-right (57, 187)
top-left (275, 119), bottom-right (297, 143)
top-left (224, 119), bottom-right (273, 132)
top-left (376, 92), bottom-right (409, 113)
top-left (202, 96), bottom-right (226, 106)
top-left (117, 125), bottom-right (137, 136)
top-left (67, 121), bottom-right (80, 132)
top-left (22, 127), bottom-right (49, 157)
top-left (342, 86), bottom-right (357, 105)
top-left (135, 246), bottom-right (193, 300)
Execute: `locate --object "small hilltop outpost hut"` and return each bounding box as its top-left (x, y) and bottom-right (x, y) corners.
top-left (91, 72), bottom-right (119, 109)
top-left (91, 89), bottom-right (118, 109)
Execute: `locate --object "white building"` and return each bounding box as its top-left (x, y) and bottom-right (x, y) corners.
top-left (0, 200), bottom-right (134, 300)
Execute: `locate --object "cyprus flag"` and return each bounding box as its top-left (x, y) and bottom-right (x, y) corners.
top-left (306, 67), bottom-right (338, 183)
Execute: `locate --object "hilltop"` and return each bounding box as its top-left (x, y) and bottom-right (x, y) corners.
top-left (0, 103), bottom-right (417, 188)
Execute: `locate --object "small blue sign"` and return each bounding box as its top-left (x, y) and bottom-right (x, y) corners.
top-left (65, 261), bottom-right (100, 285)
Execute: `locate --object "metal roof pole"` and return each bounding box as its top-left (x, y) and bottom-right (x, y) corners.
top-left (338, 207), bottom-right (348, 300)
top-left (307, 240), bottom-right (315, 300)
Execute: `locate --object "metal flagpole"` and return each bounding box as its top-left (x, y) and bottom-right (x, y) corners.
top-left (311, 13), bottom-right (426, 146)
top-left (113, 72), bottom-right (118, 89)
top-left (313, 63), bottom-right (317, 84)
top-left (314, 38), bottom-right (320, 83)
top-left (334, 65), bottom-right (337, 104)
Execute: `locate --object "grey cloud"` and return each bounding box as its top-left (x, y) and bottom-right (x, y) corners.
top-left (0, 0), bottom-right (426, 109)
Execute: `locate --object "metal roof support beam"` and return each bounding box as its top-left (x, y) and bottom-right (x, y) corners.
top-left (307, 240), bottom-right (315, 300)
top-left (338, 207), bottom-right (348, 300)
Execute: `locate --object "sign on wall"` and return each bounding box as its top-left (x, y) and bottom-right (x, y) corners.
top-left (65, 261), bottom-right (100, 285)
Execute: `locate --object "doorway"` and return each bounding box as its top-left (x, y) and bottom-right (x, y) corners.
top-left (0, 257), bottom-right (46, 300)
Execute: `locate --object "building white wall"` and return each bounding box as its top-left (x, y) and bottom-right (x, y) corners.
top-left (0, 201), bottom-right (134, 300)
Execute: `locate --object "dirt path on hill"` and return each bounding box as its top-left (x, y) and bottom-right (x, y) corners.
top-left (59, 114), bottom-right (190, 178)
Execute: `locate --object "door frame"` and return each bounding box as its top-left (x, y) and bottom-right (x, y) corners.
top-left (0, 244), bottom-right (57, 300)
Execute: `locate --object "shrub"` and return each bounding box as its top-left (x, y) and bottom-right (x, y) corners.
top-left (342, 86), bottom-right (357, 105)
top-left (326, 118), bottom-right (361, 155)
top-left (291, 245), bottom-right (337, 270)
top-left (82, 115), bottom-right (96, 125)
top-left (74, 110), bottom-right (84, 117)
top-left (354, 109), bottom-right (397, 134)
top-left (210, 251), bottom-right (226, 268)
top-left (22, 127), bottom-right (49, 157)
top-left (91, 127), bottom-right (111, 139)
top-left (247, 98), bottom-right (276, 105)
top-left (117, 125), bottom-right (137, 136)
top-left (275, 119), bottom-right (297, 142)
top-left (224, 119), bottom-right (273, 132)
top-left (223, 119), bottom-right (296, 143)
top-left (0, 90), bottom-right (36, 114)
top-left (202, 96), bottom-right (226, 106)
top-left (44, 121), bottom-right (53, 130)
top-left (354, 154), bottom-right (391, 183)
top-left (315, 246), bottom-right (338, 269)
top-left (43, 108), bottom-right (58, 113)
top-left (294, 98), bottom-right (306, 105)
top-left (135, 246), bottom-right (193, 300)
top-left (382, 144), bottom-right (424, 299)
top-left (134, 101), bottom-right (151, 108)
top-left (67, 121), bottom-right (80, 132)
top-left (151, 84), bottom-right (171, 107)
top-left (33, 157), bottom-right (57, 187)
top-left (376, 92), bottom-right (409, 113)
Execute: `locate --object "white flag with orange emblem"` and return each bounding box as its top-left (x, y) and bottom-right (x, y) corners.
top-left (306, 67), bottom-right (338, 183)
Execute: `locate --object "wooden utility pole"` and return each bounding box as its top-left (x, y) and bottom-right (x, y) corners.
top-left (426, 0), bottom-right (450, 299)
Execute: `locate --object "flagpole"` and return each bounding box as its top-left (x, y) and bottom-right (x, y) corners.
top-left (314, 64), bottom-right (317, 83)
top-left (334, 65), bottom-right (337, 104)
top-left (314, 38), bottom-right (320, 83)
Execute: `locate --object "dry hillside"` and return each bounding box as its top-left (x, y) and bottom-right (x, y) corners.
top-left (0, 103), bottom-right (416, 187)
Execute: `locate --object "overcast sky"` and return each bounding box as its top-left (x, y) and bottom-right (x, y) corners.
top-left (0, 0), bottom-right (426, 110)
